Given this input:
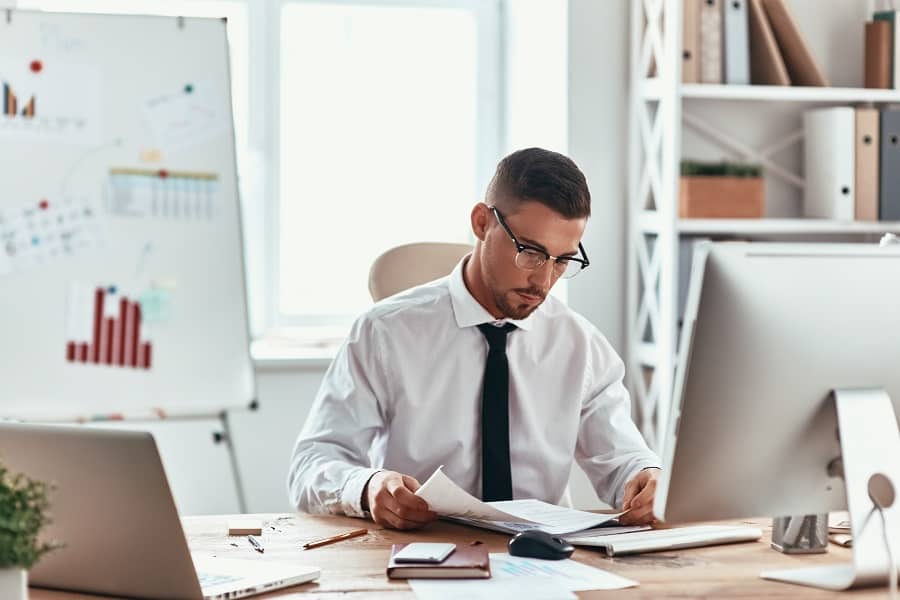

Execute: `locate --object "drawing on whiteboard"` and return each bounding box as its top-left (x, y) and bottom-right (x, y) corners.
top-left (0, 195), bottom-right (101, 275)
top-left (139, 282), bottom-right (175, 324)
top-left (107, 167), bottom-right (219, 221)
top-left (60, 136), bottom-right (123, 196)
top-left (0, 58), bottom-right (100, 142)
top-left (39, 23), bottom-right (87, 54)
top-left (140, 148), bottom-right (163, 163)
top-left (65, 282), bottom-right (154, 370)
top-left (143, 80), bottom-right (229, 150)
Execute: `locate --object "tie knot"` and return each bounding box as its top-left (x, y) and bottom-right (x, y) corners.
top-left (477, 323), bottom-right (516, 349)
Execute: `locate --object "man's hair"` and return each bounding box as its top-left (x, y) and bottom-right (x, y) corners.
top-left (486, 148), bottom-right (591, 219)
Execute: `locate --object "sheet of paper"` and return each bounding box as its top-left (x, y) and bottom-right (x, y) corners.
top-left (489, 552), bottom-right (639, 591)
top-left (409, 577), bottom-right (575, 600)
top-left (489, 499), bottom-right (621, 535)
top-left (415, 466), bottom-right (527, 522)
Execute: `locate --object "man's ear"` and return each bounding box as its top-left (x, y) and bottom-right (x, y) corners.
top-left (470, 202), bottom-right (491, 242)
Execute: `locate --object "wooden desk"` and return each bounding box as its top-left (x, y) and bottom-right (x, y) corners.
top-left (30, 513), bottom-right (882, 599)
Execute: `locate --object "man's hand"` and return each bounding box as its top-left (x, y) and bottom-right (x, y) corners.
top-left (619, 468), bottom-right (661, 526)
top-left (362, 470), bottom-right (438, 530)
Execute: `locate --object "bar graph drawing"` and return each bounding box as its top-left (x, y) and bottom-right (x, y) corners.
top-left (2, 81), bottom-right (36, 118)
top-left (107, 167), bottom-right (219, 221)
top-left (66, 283), bottom-right (153, 370)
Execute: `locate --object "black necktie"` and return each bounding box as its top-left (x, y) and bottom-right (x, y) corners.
top-left (477, 322), bottom-right (516, 501)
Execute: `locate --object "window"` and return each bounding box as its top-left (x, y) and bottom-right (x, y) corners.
top-left (276, 0), bottom-right (500, 327)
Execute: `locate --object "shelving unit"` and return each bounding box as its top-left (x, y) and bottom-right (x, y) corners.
top-left (627, 0), bottom-right (887, 451)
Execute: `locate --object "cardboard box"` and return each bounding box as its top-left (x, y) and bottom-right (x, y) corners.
top-left (679, 176), bottom-right (765, 218)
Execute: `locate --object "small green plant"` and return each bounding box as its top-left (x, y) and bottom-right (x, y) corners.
top-left (681, 160), bottom-right (762, 178)
top-left (0, 462), bottom-right (58, 569)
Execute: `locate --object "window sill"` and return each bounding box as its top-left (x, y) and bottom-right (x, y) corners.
top-left (251, 332), bottom-right (342, 371)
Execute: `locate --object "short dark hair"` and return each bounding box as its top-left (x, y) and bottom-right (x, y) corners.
top-left (486, 148), bottom-right (591, 219)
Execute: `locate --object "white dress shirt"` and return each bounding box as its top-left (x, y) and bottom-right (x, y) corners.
top-left (288, 257), bottom-right (660, 517)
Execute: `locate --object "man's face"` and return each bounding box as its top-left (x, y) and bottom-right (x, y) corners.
top-left (478, 200), bottom-right (587, 320)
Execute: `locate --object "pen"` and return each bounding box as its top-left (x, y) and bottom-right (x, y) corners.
top-left (248, 535), bottom-right (264, 554)
top-left (302, 527), bottom-right (368, 550)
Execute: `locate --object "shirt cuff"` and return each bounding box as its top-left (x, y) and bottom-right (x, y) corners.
top-left (340, 467), bottom-right (382, 518)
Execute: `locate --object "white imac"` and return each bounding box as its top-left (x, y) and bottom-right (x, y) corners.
top-left (654, 242), bottom-right (900, 590)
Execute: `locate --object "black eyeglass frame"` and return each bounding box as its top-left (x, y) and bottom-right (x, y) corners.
top-left (489, 205), bottom-right (590, 277)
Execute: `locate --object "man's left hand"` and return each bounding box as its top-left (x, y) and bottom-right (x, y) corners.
top-left (619, 467), bottom-right (661, 526)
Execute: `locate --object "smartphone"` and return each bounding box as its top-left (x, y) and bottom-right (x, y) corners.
top-left (393, 542), bottom-right (456, 563)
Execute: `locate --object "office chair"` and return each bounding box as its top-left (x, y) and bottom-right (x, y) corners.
top-left (368, 242), bottom-right (472, 302)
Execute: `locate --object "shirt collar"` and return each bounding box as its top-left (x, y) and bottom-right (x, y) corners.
top-left (448, 256), bottom-right (537, 332)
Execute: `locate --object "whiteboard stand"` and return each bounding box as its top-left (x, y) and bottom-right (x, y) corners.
top-left (214, 400), bottom-right (259, 514)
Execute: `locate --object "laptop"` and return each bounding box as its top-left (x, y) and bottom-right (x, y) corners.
top-left (0, 422), bottom-right (320, 600)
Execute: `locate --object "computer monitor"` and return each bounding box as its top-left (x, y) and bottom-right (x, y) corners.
top-left (654, 242), bottom-right (900, 590)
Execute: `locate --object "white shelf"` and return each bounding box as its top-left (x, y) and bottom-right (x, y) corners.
top-left (680, 83), bottom-right (900, 103)
top-left (678, 219), bottom-right (900, 236)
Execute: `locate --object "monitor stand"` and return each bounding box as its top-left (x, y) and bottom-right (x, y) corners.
top-left (761, 388), bottom-right (900, 590)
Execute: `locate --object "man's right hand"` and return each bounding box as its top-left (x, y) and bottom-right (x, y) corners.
top-left (362, 470), bottom-right (438, 530)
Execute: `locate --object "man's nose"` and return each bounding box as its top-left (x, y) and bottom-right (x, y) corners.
top-left (528, 260), bottom-right (555, 290)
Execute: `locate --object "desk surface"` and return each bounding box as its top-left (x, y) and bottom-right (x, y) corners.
top-left (30, 513), bottom-right (883, 599)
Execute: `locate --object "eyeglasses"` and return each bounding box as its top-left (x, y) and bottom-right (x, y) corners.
top-left (490, 206), bottom-right (590, 279)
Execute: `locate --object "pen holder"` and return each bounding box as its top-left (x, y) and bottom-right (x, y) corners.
top-left (771, 514), bottom-right (828, 554)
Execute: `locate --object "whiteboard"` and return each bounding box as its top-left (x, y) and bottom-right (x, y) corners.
top-left (0, 10), bottom-right (254, 420)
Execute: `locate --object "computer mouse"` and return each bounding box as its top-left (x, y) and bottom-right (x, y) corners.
top-left (508, 529), bottom-right (575, 560)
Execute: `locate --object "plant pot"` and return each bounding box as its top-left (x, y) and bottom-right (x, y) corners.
top-left (0, 567), bottom-right (27, 600)
top-left (679, 175), bottom-right (765, 218)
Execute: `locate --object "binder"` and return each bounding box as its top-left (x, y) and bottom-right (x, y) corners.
top-left (874, 11), bottom-right (900, 88)
top-left (855, 108), bottom-right (879, 222)
top-left (683, 0), bottom-right (701, 83)
top-left (803, 107), bottom-right (855, 220)
top-left (761, 0), bottom-right (828, 86)
top-left (880, 108), bottom-right (900, 221)
top-left (866, 20), bottom-right (892, 89)
top-left (699, 0), bottom-right (723, 83)
top-left (723, 0), bottom-right (750, 84)
top-left (748, 0), bottom-right (790, 85)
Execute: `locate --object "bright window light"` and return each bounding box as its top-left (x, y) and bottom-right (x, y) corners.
top-left (278, 2), bottom-right (484, 320)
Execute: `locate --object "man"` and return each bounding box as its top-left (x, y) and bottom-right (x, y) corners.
top-left (288, 148), bottom-right (661, 530)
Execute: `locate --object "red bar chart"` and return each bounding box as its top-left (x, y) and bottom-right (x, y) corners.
top-left (65, 284), bottom-right (153, 369)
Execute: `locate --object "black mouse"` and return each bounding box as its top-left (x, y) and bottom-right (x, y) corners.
top-left (508, 529), bottom-right (575, 560)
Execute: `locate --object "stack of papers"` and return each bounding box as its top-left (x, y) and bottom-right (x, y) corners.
top-left (415, 467), bottom-right (646, 536)
top-left (409, 552), bottom-right (638, 599)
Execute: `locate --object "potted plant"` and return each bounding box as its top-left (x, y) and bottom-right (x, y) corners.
top-left (680, 160), bottom-right (765, 218)
top-left (0, 461), bottom-right (57, 600)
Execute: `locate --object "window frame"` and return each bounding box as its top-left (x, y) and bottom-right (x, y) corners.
top-left (263, 0), bottom-right (503, 332)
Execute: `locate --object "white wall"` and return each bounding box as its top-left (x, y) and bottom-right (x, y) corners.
top-left (105, 0), bottom-right (632, 516)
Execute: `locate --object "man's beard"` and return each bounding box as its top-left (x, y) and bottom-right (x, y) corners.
top-left (491, 286), bottom-right (546, 320)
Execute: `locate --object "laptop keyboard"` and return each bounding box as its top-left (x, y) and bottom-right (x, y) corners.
top-left (198, 572), bottom-right (243, 588)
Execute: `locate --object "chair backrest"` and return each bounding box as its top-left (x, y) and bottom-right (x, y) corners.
top-left (368, 242), bottom-right (473, 302)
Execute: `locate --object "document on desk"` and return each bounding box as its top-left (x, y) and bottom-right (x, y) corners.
top-left (415, 466), bottom-right (622, 535)
top-left (409, 552), bottom-right (637, 599)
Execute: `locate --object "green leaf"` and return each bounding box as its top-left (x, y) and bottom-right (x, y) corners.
top-left (0, 460), bottom-right (61, 569)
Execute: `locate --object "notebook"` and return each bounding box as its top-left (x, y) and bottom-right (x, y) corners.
top-left (386, 542), bottom-right (491, 579)
top-left (564, 524), bottom-right (762, 557)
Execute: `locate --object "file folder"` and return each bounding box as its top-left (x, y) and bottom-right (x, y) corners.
top-left (683, 0), bottom-right (701, 83)
top-left (855, 108), bottom-right (879, 222)
top-left (804, 107), bottom-right (855, 220)
top-left (724, 0), bottom-right (750, 84)
top-left (700, 0), bottom-right (723, 83)
top-left (880, 107), bottom-right (900, 221)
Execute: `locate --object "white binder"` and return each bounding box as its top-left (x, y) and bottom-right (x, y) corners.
top-left (803, 107), bottom-right (856, 220)
top-left (724, 0), bottom-right (750, 84)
